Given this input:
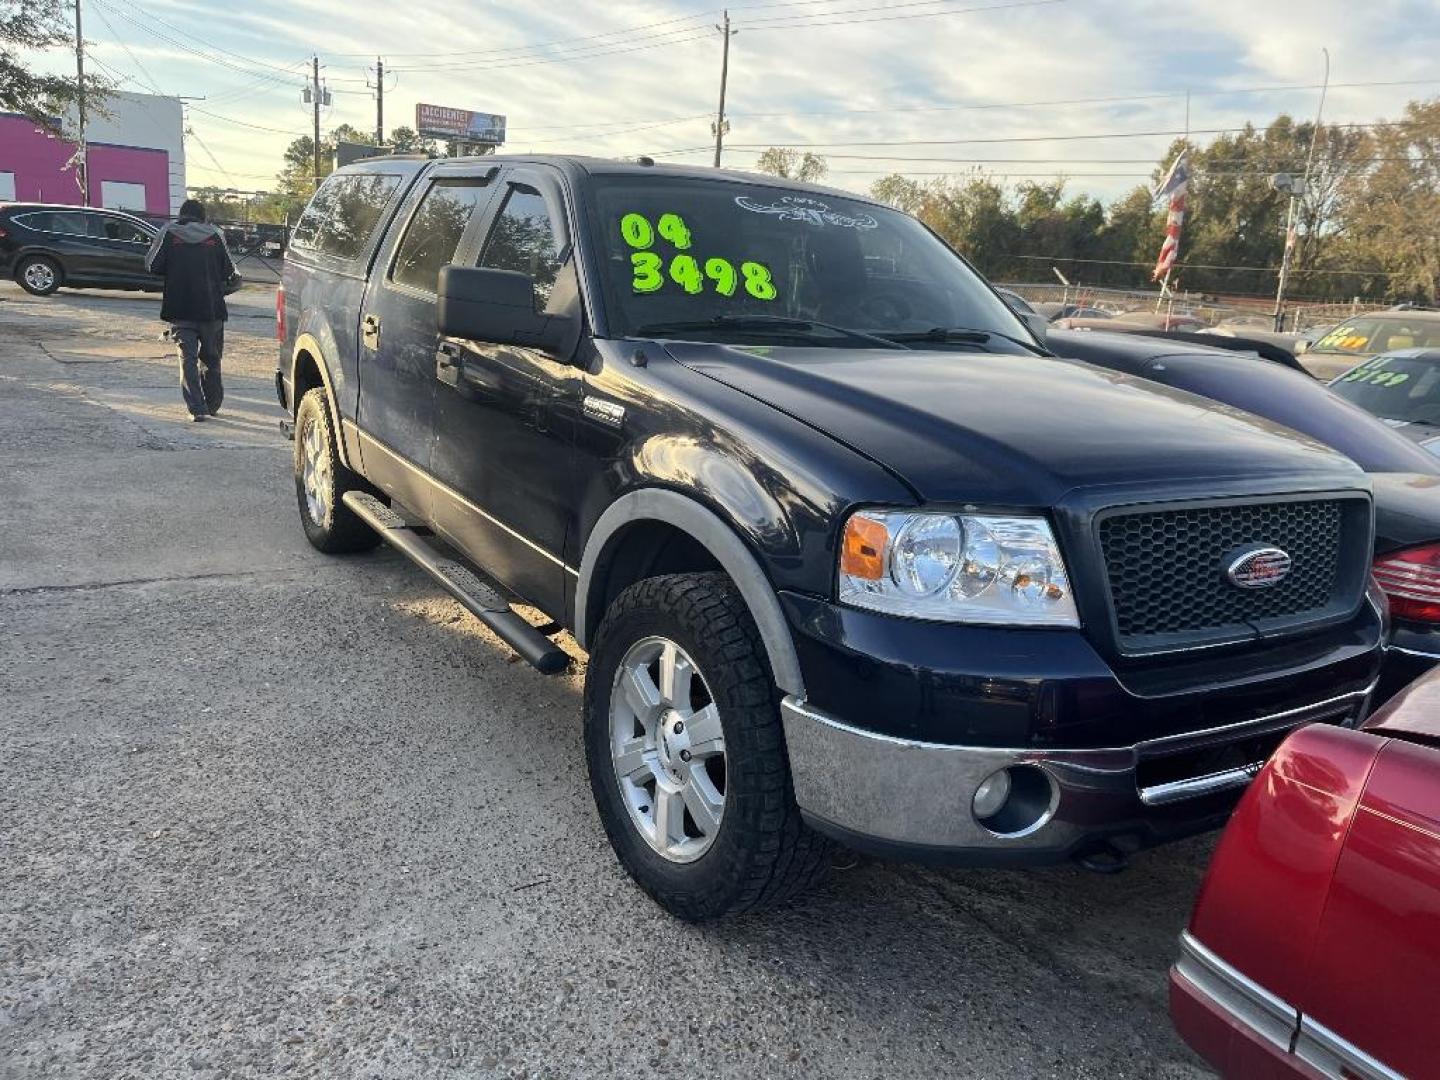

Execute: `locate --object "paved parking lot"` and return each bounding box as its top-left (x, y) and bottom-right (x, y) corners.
top-left (0, 282), bottom-right (1212, 1079)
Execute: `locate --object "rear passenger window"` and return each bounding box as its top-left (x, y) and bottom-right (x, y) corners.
top-left (479, 184), bottom-right (565, 302)
top-left (12, 212), bottom-right (54, 232)
top-left (390, 179), bottom-right (490, 294)
top-left (290, 172), bottom-right (403, 262)
top-left (48, 213), bottom-right (89, 237)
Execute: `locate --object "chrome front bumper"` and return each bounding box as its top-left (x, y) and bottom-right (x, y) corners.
top-left (780, 684), bottom-right (1376, 862)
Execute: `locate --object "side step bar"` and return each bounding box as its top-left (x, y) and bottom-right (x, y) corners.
top-left (342, 491), bottom-right (571, 675)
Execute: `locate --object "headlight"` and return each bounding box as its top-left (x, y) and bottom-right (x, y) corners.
top-left (839, 510), bottom-right (1080, 626)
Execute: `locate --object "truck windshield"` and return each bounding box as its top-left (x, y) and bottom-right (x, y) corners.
top-left (1330, 353), bottom-right (1440, 425)
top-left (587, 174), bottom-right (1032, 348)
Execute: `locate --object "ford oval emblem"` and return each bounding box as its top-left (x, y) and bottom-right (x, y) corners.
top-left (1226, 546), bottom-right (1293, 589)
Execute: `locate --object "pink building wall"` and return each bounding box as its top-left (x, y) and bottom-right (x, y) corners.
top-left (0, 114), bottom-right (172, 215)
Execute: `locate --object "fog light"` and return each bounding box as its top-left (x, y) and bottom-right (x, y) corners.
top-left (971, 764), bottom-right (1058, 837)
top-left (972, 769), bottom-right (1012, 819)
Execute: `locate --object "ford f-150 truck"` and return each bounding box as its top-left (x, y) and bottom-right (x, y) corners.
top-left (276, 156), bottom-right (1385, 920)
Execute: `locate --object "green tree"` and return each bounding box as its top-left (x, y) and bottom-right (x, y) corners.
top-left (1, 0), bottom-right (108, 127)
top-left (755, 147), bottom-right (829, 183)
top-left (388, 125), bottom-right (437, 155)
top-left (1331, 99), bottom-right (1440, 302)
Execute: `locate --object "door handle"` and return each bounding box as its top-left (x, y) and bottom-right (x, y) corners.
top-left (362, 313), bottom-right (381, 349)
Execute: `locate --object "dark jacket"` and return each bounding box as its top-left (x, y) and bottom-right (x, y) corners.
top-left (145, 221), bottom-right (236, 323)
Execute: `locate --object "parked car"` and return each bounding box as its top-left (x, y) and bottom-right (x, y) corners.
top-left (278, 156), bottom-right (1383, 919)
top-left (1034, 301), bottom-right (1114, 322)
top-left (1328, 347), bottom-right (1440, 456)
top-left (1202, 324), bottom-right (1307, 354)
top-left (0, 202), bottom-right (160, 296)
top-left (1050, 330), bottom-right (1440, 697)
top-left (1169, 666), bottom-right (1440, 1080)
top-left (1301, 310), bottom-right (1440, 380)
top-left (1057, 309), bottom-right (1206, 332)
top-left (1370, 472), bottom-right (1440, 699)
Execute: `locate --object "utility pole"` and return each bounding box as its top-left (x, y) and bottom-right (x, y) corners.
top-left (74, 0), bottom-right (88, 205)
top-left (374, 57), bottom-right (384, 146)
top-left (1273, 48), bottom-right (1330, 332)
top-left (711, 10), bottom-right (735, 168)
top-left (311, 56), bottom-right (322, 187)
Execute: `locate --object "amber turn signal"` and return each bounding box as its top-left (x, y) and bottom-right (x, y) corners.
top-left (841, 514), bottom-right (888, 580)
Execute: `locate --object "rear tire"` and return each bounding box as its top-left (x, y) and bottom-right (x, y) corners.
top-left (585, 572), bottom-right (832, 921)
top-left (294, 388), bottom-right (381, 554)
top-left (17, 255), bottom-right (62, 296)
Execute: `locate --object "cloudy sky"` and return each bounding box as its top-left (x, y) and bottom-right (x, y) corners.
top-left (40, 0), bottom-right (1440, 202)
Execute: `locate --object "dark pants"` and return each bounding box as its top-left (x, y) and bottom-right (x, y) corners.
top-left (172, 320), bottom-right (225, 417)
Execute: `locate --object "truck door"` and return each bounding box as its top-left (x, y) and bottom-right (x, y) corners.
top-left (428, 167), bottom-right (582, 619)
top-left (354, 168), bottom-right (498, 515)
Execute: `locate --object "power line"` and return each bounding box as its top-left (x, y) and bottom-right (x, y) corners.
top-left (187, 106), bottom-right (307, 136)
top-left (390, 0), bottom-right (1054, 73)
top-left (500, 77), bottom-right (1440, 140)
top-left (110, 0), bottom-right (309, 78)
top-left (741, 0), bottom-right (1061, 31)
top-left (387, 28), bottom-right (718, 73)
top-left (650, 119), bottom-right (1409, 153)
top-left (330, 7), bottom-right (720, 60)
top-left (92, 0), bottom-right (305, 87)
top-left (88, 3), bottom-right (165, 96)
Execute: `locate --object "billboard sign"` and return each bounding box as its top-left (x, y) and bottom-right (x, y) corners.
top-left (415, 104), bottom-right (506, 145)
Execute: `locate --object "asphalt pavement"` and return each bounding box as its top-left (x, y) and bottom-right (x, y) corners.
top-left (0, 281), bottom-right (1213, 1079)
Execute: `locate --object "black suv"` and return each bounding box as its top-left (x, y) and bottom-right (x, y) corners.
top-left (0, 203), bottom-right (159, 296)
top-left (278, 157), bottom-right (1384, 920)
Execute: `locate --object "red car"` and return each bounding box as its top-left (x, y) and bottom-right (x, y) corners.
top-left (1170, 670), bottom-right (1440, 1079)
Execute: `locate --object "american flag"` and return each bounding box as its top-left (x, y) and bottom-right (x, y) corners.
top-left (1152, 150), bottom-right (1190, 281)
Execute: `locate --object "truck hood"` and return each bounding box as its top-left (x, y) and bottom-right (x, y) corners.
top-left (667, 343), bottom-right (1362, 504)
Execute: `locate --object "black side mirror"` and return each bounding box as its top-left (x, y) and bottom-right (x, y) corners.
top-left (437, 265), bottom-right (577, 357)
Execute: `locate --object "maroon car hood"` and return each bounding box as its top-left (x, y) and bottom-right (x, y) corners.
top-left (1364, 666), bottom-right (1440, 741)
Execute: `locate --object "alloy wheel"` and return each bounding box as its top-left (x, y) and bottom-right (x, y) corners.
top-left (300, 416), bottom-right (332, 525)
top-left (609, 636), bottom-right (728, 863)
top-left (23, 261), bottom-right (56, 292)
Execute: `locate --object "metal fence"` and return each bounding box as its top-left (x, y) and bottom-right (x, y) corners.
top-left (1000, 282), bottom-right (1388, 332)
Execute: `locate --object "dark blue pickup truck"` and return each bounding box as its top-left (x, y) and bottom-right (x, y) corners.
top-left (277, 156), bottom-right (1384, 920)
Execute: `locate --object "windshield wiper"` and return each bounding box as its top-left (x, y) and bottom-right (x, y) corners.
top-left (875, 326), bottom-right (1048, 354)
top-left (632, 315), bottom-right (906, 350)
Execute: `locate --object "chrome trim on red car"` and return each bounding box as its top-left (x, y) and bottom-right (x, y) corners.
top-left (1173, 931), bottom-right (1298, 1053)
top-left (1176, 931), bottom-right (1405, 1080)
top-left (1296, 1015), bottom-right (1404, 1080)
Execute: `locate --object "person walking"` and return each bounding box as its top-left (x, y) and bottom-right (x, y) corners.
top-left (145, 199), bottom-right (237, 421)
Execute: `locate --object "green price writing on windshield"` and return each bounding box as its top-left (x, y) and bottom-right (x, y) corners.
top-left (1341, 363), bottom-right (1410, 388)
top-left (620, 211), bottom-right (777, 301)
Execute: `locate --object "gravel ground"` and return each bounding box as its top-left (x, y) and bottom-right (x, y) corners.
top-left (0, 281), bottom-right (1213, 1079)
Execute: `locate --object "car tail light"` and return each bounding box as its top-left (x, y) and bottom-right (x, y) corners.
top-left (1373, 542), bottom-right (1440, 623)
top-left (275, 283), bottom-right (285, 342)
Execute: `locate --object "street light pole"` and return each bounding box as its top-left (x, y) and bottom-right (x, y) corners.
top-left (1273, 48), bottom-right (1330, 332)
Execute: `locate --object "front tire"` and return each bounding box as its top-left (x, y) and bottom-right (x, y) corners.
top-left (293, 388), bottom-right (381, 554)
top-left (585, 572), bottom-right (832, 921)
top-left (17, 255), bottom-right (62, 296)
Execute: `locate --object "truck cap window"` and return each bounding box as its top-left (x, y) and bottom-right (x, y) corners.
top-left (391, 179), bottom-right (490, 294)
top-left (291, 172), bottom-right (403, 262)
top-left (590, 175), bottom-right (1026, 346)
